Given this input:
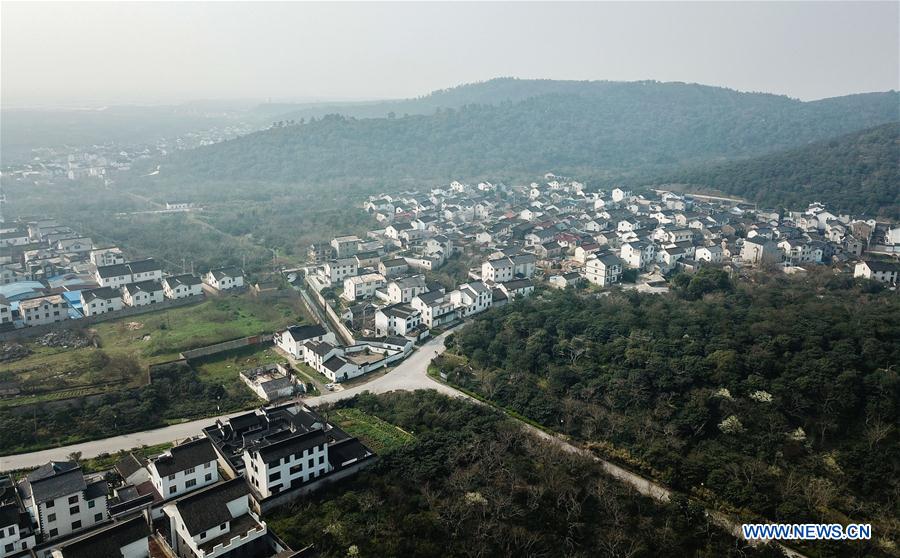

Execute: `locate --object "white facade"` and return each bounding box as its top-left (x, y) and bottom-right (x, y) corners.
top-left (386, 276), bottom-right (427, 304)
top-left (585, 256), bottom-right (622, 287)
top-left (695, 246), bottom-right (723, 263)
top-left (149, 459), bottom-right (218, 500)
top-left (374, 305), bottom-right (422, 337)
top-left (450, 282), bottom-right (492, 317)
top-left (80, 288), bottom-right (124, 317)
top-left (342, 273), bottom-right (386, 301)
top-left (243, 432), bottom-right (331, 499)
top-left (321, 259), bottom-right (358, 286)
top-left (20, 295), bottom-right (68, 327)
top-left (274, 326), bottom-right (336, 358)
top-left (163, 275), bottom-right (204, 299)
top-left (122, 283), bottom-right (164, 307)
top-left (204, 269), bottom-right (245, 291)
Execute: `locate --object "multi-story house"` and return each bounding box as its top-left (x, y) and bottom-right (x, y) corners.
top-left (243, 430), bottom-right (331, 499)
top-left (330, 236), bottom-right (360, 259)
top-left (620, 242), bottom-right (655, 270)
top-left (386, 275), bottom-right (427, 304)
top-left (148, 438), bottom-right (219, 499)
top-left (122, 281), bottom-right (164, 307)
top-left (162, 478), bottom-right (270, 558)
top-left (274, 325), bottom-right (336, 358)
top-left (450, 282), bottom-right (492, 317)
top-left (321, 259), bottom-right (358, 287)
top-left (854, 261), bottom-right (900, 284)
top-left (80, 287), bottom-right (124, 316)
top-left (0, 297), bottom-right (11, 326)
top-left (342, 273), bottom-right (386, 301)
top-left (19, 462), bottom-right (108, 541)
top-left (584, 253), bottom-right (623, 287)
top-left (163, 274), bottom-right (204, 299)
top-left (695, 245), bottom-right (724, 263)
top-left (374, 304), bottom-right (422, 337)
top-left (203, 267), bottom-right (244, 291)
top-left (49, 515), bottom-right (150, 558)
top-left (95, 259), bottom-right (162, 288)
top-left (412, 291), bottom-right (458, 329)
top-left (1, 475), bottom-right (36, 557)
top-left (20, 295), bottom-right (69, 327)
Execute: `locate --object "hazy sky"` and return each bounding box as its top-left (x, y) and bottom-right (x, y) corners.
top-left (2, 1), bottom-right (898, 106)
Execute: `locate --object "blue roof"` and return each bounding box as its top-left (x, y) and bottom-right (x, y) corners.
top-left (62, 290), bottom-right (83, 309)
top-left (0, 281), bottom-right (46, 301)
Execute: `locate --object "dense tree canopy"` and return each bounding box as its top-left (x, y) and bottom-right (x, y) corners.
top-left (664, 123), bottom-right (900, 219)
top-left (447, 274), bottom-right (899, 556)
top-left (270, 391), bottom-right (785, 558)
top-left (167, 80), bottom-right (899, 186)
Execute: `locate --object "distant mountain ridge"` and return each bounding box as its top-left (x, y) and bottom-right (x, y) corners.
top-left (662, 122), bottom-right (900, 219)
top-left (168, 78), bottom-right (899, 187)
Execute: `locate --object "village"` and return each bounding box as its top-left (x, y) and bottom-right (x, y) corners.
top-left (0, 175), bottom-right (899, 558)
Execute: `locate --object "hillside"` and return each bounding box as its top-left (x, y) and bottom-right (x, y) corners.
top-left (661, 123), bottom-right (900, 218)
top-left (165, 79), bottom-right (899, 185)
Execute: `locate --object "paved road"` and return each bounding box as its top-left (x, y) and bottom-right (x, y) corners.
top-left (0, 331), bottom-right (459, 472)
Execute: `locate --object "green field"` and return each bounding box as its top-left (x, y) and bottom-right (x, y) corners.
top-left (0, 294), bottom-right (304, 408)
top-left (194, 344), bottom-right (288, 398)
top-left (329, 407), bottom-right (415, 454)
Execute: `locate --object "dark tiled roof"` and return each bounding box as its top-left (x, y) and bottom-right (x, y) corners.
top-left (27, 462), bottom-right (85, 503)
top-left (55, 516), bottom-right (149, 558)
top-left (256, 429), bottom-right (327, 465)
top-left (127, 259), bottom-right (161, 273)
top-left (285, 324), bottom-right (327, 342)
top-left (96, 263), bottom-right (130, 279)
top-left (152, 438), bottom-right (217, 477)
top-left (165, 273), bottom-right (201, 287)
top-left (81, 287), bottom-right (121, 302)
top-left (208, 267), bottom-right (242, 280)
top-left (323, 356), bottom-right (350, 373)
top-left (123, 280), bottom-right (162, 295)
top-left (114, 454), bottom-right (146, 480)
top-left (175, 478), bottom-right (249, 535)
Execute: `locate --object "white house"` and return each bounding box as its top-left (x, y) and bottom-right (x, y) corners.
top-left (412, 291), bottom-right (458, 328)
top-left (0, 296), bottom-right (11, 325)
top-left (342, 273), bottom-right (386, 301)
top-left (585, 253), bottom-right (623, 287)
top-left (163, 478), bottom-right (268, 558)
top-left (386, 275), bottom-right (427, 304)
top-left (50, 516), bottom-right (150, 558)
top-left (148, 438), bottom-right (219, 500)
top-left (620, 242), bottom-right (655, 270)
top-left (695, 245), bottom-right (724, 264)
top-left (95, 259), bottom-right (162, 289)
top-left (243, 430), bottom-right (331, 499)
top-left (321, 258), bottom-right (358, 287)
top-left (854, 261), bottom-right (900, 284)
top-left (741, 238), bottom-right (781, 265)
top-left (274, 325), bottom-right (336, 358)
top-left (203, 267), bottom-right (245, 291)
top-left (378, 258), bottom-right (408, 278)
top-left (499, 279), bottom-right (535, 301)
top-left (374, 304), bottom-right (422, 337)
top-left (21, 462), bottom-right (108, 541)
top-left (330, 235), bottom-right (360, 258)
top-left (162, 274), bottom-right (204, 299)
top-left (80, 287), bottom-right (124, 317)
top-left (20, 295), bottom-right (69, 326)
top-left (122, 281), bottom-right (164, 307)
top-left (450, 282), bottom-right (492, 317)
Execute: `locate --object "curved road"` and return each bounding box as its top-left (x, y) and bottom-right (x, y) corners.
top-left (0, 329), bottom-right (805, 557)
top-left (0, 330), bottom-right (461, 472)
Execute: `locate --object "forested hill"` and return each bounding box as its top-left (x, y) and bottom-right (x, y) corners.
top-left (164, 80), bottom-right (899, 184)
top-left (663, 123), bottom-right (900, 219)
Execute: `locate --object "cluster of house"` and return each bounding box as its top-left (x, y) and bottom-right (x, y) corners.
top-left (1, 122), bottom-right (255, 187)
top-left (325, 178), bottom-right (900, 302)
top-left (0, 218), bottom-right (248, 330)
top-left (0, 403), bottom-right (370, 558)
top-left (273, 324), bottom-right (414, 383)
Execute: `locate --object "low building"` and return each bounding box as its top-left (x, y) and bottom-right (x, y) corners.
top-left (854, 260), bottom-right (900, 284)
top-left (122, 280), bottom-right (164, 307)
top-left (162, 274), bottom-right (203, 299)
top-left (548, 272), bottom-right (583, 289)
top-left (499, 279), bottom-right (535, 300)
top-left (239, 364), bottom-right (298, 402)
top-left (80, 287), bottom-right (124, 317)
top-left (148, 438), bottom-right (219, 500)
top-left (89, 248), bottom-right (125, 268)
top-left (450, 282), bottom-right (492, 317)
top-left (378, 258), bottom-right (408, 278)
top-left (203, 267), bottom-right (245, 291)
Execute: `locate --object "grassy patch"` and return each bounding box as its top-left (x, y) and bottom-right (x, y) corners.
top-left (329, 408), bottom-right (414, 454)
top-left (194, 344), bottom-right (287, 397)
top-left (0, 295), bottom-right (302, 409)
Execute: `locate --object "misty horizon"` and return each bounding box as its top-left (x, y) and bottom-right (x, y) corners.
top-left (3, 1), bottom-right (898, 107)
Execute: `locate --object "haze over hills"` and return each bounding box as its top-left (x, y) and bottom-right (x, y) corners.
top-left (166, 79), bottom-right (899, 194)
top-left (663, 123), bottom-right (900, 219)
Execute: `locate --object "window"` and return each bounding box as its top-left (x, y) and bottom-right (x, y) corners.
top-left (185, 479), bottom-right (196, 488)
top-left (68, 496), bottom-right (78, 505)
top-left (169, 486), bottom-right (176, 495)
top-left (94, 513), bottom-right (102, 522)
top-left (168, 474), bottom-right (175, 481)
top-left (319, 455), bottom-right (325, 465)
top-left (205, 473), bottom-right (212, 482)
top-left (47, 513), bottom-right (56, 522)
top-left (269, 471), bottom-right (281, 482)
top-left (220, 523), bottom-right (227, 531)
top-left (6, 543), bottom-right (14, 553)
top-left (88, 500), bottom-right (95, 509)
top-left (70, 506), bottom-right (79, 515)
top-left (200, 532), bottom-right (206, 540)
top-left (49, 528), bottom-right (58, 538)
top-left (185, 467), bottom-right (195, 474)
top-left (308, 458), bottom-right (314, 469)
top-left (46, 499), bottom-right (55, 508)
top-left (71, 520), bottom-right (81, 530)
